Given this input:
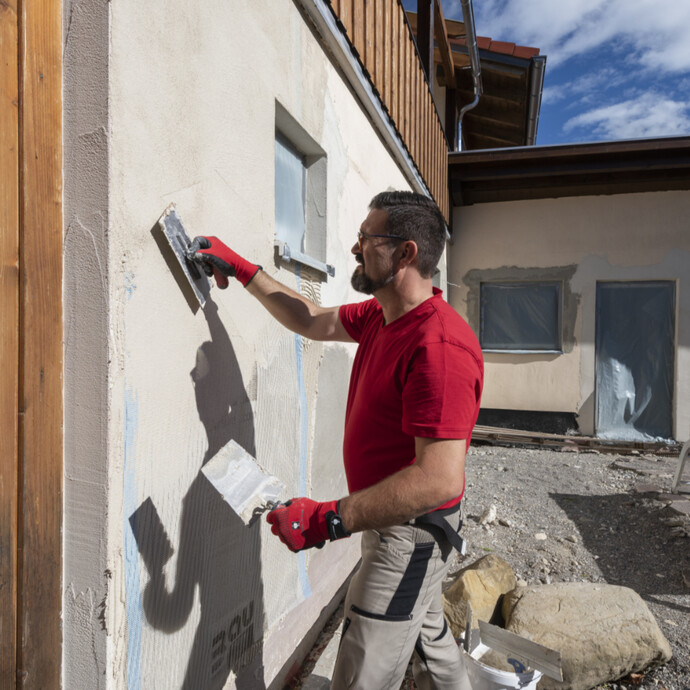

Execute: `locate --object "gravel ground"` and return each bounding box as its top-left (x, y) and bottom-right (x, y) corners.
top-left (448, 443), bottom-right (690, 690)
top-left (294, 443), bottom-right (689, 689)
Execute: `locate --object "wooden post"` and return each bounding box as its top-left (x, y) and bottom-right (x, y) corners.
top-left (416, 0), bottom-right (434, 84)
top-left (445, 87), bottom-right (458, 150)
top-left (0, 0), bottom-right (20, 683)
top-left (18, 0), bottom-right (63, 684)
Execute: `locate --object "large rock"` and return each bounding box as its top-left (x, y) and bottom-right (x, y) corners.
top-left (502, 583), bottom-right (672, 690)
top-left (443, 554), bottom-right (516, 638)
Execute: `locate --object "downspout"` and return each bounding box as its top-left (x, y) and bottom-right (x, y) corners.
top-left (458, 0), bottom-right (482, 150)
top-left (525, 55), bottom-right (547, 145)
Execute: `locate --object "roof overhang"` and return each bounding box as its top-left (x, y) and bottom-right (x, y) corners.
top-left (449, 137), bottom-right (690, 206)
top-left (407, 11), bottom-right (545, 149)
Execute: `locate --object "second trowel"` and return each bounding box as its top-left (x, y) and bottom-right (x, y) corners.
top-left (201, 439), bottom-right (284, 525)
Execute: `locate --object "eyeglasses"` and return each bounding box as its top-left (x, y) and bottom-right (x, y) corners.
top-left (357, 230), bottom-right (406, 244)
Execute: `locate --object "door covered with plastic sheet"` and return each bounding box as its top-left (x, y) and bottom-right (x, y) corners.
top-left (595, 281), bottom-right (675, 441)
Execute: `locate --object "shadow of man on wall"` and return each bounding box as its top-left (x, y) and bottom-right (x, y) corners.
top-left (130, 299), bottom-right (267, 689)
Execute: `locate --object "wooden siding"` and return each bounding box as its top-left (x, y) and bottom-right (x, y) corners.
top-left (328, 0), bottom-right (449, 221)
top-left (13, 0), bottom-right (63, 685)
top-left (2, 0), bottom-right (63, 683)
top-left (1, 0), bottom-right (20, 683)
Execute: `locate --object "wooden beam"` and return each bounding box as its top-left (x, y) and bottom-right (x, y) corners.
top-left (445, 88), bottom-right (458, 150)
top-left (0, 0), bottom-right (19, 682)
top-left (415, 0), bottom-right (434, 83)
top-left (433, 0), bottom-right (456, 88)
top-left (18, 0), bottom-right (63, 684)
top-left (449, 138), bottom-right (690, 203)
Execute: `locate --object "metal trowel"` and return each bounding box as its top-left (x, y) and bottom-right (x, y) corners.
top-left (157, 203), bottom-right (210, 307)
top-left (201, 439), bottom-right (285, 525)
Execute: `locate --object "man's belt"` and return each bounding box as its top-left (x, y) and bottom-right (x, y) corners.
top-left (410, 502), bottom-right (466, 554)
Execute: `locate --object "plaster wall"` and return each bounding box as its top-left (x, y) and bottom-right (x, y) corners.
top-left (449, 191), bottom-right (690, 439)
top-left (63, 1), bottom-right (413, 688)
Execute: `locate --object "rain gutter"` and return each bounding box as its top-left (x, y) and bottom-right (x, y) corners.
top-left (525, 55), bottom-right (547, 146)
top-left (458, 0), bottom-right (483, 149)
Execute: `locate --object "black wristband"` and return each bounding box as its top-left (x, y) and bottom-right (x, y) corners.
top-left (325, 500), bottom-right (351, 541)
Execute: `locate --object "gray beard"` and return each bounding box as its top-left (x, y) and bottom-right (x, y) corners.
top-left (350, 265), bottom-right (394, 294)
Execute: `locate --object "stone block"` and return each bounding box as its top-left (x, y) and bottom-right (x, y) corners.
top-left (442, 554), bottom-right (515, 638)
top-left (502, 582), bottom-right (672, 690)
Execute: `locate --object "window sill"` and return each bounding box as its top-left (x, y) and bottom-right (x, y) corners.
top-left (481, 349), bottom-right (564, 355)
top-left (275, 241), bottom-right (335, 277)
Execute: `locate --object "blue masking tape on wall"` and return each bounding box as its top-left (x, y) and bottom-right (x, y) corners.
top-left (294, 265), bottom-right (313, 598)
top-left (124, 386), bottom-right (142, 689)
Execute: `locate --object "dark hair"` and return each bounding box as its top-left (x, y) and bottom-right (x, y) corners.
top-left (369, 191), bottom-right (446, 278)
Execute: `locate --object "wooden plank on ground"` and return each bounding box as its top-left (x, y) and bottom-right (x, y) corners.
top-left (18, 0), bottom-right (63, 684)
top-left (472, 425), bottom-right (682, 455)
top-left (0, 0), bottom-right (19, 682)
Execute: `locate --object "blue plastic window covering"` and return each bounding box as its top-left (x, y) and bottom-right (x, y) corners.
top-left (595, 281), bottom-right (675, 441)
top-left (275, 135), bottom-right (306, 254)
top-left (480, 282), bottom-right (561, 351)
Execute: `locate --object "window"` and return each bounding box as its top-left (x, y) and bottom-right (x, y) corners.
top-left (274, 103), bottom-right (333, 276)
top-left (480, 282), bottom-right (562, 352)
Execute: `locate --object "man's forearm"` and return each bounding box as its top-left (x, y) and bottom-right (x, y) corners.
top-left (339, 464), bottom-right (459, 533)
top-left (339, 437), bottom-right (466, 533)
top-left (245, 270), bottom-right (316, 335)
top-left (245, 270), bottom-right (348, 341)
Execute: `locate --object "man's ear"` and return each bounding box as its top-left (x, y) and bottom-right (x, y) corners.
top-left (398, 240), bottom-right (418, 268)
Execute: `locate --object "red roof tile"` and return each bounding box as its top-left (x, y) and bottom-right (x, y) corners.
top-left (488, 40), bottom-right (516, 55)
top-left (446, 35), bottom-right (539, 59)
top-left (513, 45), bottom-right (540, 59)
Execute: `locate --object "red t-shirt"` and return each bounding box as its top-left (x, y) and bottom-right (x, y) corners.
top-left (339, 289), bottom-right (484, 510)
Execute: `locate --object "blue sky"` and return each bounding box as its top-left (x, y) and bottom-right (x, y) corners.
top-left (412, 0), bottom-right (690, 145)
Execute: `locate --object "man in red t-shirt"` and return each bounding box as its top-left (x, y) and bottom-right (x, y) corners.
top-left (191, 191), bottom-right (483, 689)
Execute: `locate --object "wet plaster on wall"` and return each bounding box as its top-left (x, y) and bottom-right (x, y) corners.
top-left (99, 1), bottom-right (419, 687)
top-left (63, 0), bottom-right (111, 686)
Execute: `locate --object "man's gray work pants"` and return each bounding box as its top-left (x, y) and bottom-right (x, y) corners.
top-left (330, 514), bottom-right (471, 690)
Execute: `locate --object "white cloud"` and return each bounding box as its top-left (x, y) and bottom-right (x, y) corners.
top-left (563, 92), bottom-right (690, 139)
top-left (541, 85), bottom-right (567, 105)
top-left (447, 0), bottom-right (690, 74)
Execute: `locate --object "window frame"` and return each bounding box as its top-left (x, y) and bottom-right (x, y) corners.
top-left (479, 281), bottom-right (563, 354)
top-left (274, 103), bottom-right (333, 277)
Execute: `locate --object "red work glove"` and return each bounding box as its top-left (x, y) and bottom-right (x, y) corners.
top-left (188, 236), bottom-right (261, 288)
top-left (266, 498), bottom-right (350, 552)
